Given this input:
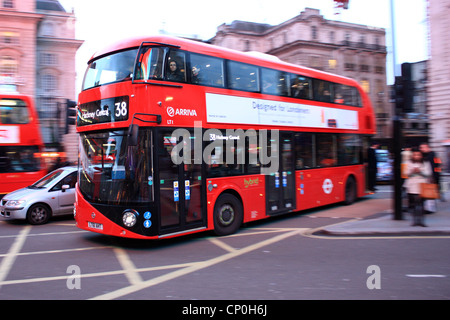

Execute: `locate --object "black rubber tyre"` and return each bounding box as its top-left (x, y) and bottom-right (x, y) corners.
top-left (213, 193), bottom-right (243, 236)
top-left (344, 176), bottom-right (357, 205)
top-left (26, 203), bottom-right (52, 225)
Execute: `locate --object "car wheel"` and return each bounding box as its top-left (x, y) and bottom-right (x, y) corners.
top-left (27, 203), bottom-right (51, 225)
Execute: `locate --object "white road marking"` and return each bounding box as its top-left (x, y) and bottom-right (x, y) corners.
top-left (0, 226), bottom-right (31, 288)
top-left (113, 247), bottom-right (143, 285)
top-left (406, 274), bottom-right (447, 278)
top-left (208, 238), bottom-right (237, 253)
top-left (90, 228), bottom-right (305, 300)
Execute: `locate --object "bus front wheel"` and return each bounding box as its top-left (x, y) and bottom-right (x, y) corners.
top-left (213, 193), bottom-right (243, 236)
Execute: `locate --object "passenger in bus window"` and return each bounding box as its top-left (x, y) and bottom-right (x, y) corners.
top-left (291, 78), bottom-right (303, 98)
top-left (191, 65), bottom-right (201, 84)
top-left (334, 92), bottom-right (344, 104)
top-left (167, 61), bottom-right (184, 82)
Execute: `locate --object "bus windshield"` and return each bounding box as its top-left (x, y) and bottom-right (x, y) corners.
top-left (0, 99), bottom-right (30, 124)
top-left (78, 129), bottom-right (153, 204)
top-left (82, 49), bottom-right (138, 90)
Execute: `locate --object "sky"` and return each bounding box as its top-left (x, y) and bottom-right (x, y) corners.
top-left (58, 0), bottom-right (428, 93)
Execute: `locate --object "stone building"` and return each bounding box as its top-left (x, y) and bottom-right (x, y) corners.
top-left (427, 0), bottom-right (450, 171)
top-left (210, 8), bottom-right (390, 140)
top-left (0, 0), bottom-right (83, 162)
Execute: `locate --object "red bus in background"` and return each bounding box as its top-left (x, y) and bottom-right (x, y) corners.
top-left (75, 35), bottom-right (376, 239)
top-left (0, 93), bottom-right (46, 198)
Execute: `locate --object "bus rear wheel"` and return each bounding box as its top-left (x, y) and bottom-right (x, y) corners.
top-left (213, 194), bottom-right (243, 236)
top-left (344, 176), bottom-right (357, 205)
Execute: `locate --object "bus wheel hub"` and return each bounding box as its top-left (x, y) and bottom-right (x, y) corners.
top-left (219, 205), bottom-right (234, 226)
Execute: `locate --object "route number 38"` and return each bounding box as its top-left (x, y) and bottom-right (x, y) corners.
top-left (115, 101), bottom-right (128, 118)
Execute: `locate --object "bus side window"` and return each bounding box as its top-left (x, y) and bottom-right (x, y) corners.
top-left (166, 49), bottom-right (186, 83)
top-left (294, 133), bottom-right (314, 169)
top-left (334, 83), bottom-right (344, 104)
top-left (313, 79), bottom-right (333, 103)
top-left (338, 134), bottom-right (361, 165)
top-left (261, 68), bottom-right (288, 96)
top-left (290, 74), bottom-right (312, 100)
top-left (189, 53), bottom-right (225, 87)
top-left (227, 61), bottom-right (259, 92)
top-left (316, 134), bottom-right (337, 167)
top-left (334, 84), bottom-right (362, 107)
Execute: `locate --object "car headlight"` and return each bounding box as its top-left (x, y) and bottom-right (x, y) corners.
top-left (6, 200), bottom-right (26, 208)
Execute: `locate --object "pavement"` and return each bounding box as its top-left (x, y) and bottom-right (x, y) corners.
top-left (319, 178), bottom-right (450, 236)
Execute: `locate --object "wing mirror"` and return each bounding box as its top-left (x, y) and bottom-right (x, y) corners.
top-left (128, 123), bottom-right (139, 146)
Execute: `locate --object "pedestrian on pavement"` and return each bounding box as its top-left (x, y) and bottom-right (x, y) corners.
top-left (367, 142), bottom-right (379, 192)
top-left (420, 143), bottom-right (444, 202)
top-left (404, 148), bottom-right (433, 227)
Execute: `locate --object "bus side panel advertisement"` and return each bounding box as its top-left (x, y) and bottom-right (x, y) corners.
top-left (205, 93), bottom-right (359, 130)
top-left (0, 126), bottom-right (19, 144)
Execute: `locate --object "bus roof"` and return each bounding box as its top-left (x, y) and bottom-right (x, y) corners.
top-left (88, 35), bottom-right (361, 88)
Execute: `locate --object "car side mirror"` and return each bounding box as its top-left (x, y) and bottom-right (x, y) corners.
top-left (62, 184), bottom-right (70, 192)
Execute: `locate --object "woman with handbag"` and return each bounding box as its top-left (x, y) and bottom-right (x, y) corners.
top-left (404, 148), bottom-right (433, 227)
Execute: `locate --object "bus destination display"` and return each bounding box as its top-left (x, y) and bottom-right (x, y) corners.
top-left (78, 96), bottom-right (129, 126)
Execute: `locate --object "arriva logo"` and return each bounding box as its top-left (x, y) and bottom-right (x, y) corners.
top-left (167, 107), bottom-right (197, 117)
top-left (244, 177), bottom-right (259, 188)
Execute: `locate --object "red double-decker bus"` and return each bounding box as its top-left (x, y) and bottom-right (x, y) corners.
top-left (0, 93), bottom-right (46, 198)
top-left (75, 35), bottom-right (375, 239)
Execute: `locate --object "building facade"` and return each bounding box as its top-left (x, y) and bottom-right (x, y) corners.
top-left (210, 8), bottom-right (390, 140)
top-left (0, 0), bottom-right (83, 162)
top-left (427, 0), bottom-right (450, 171)
top-left (401, 60), bottom-right (429, 146)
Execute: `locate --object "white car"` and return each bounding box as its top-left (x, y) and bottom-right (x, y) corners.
top-left (0, 166), bottom-right (77, 225)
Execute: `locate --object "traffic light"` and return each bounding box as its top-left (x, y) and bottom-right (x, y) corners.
top-left (65, 99), bottom-right (77, 134)
top-left (394, 76), bottom-right (404, 113)
top-left (401, 63), bottom-right (413, 113)
top-left (393, 63), bottom-right (414, 114)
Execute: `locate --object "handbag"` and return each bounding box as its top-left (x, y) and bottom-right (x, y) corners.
top-left (420, 183), bottom-right (440, 199)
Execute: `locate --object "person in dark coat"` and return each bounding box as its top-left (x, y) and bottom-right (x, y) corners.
top-left (368, 142), bottom-right (379, 192)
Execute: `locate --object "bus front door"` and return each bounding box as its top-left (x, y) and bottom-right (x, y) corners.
top-left (157, 130), bottom-right (205, 236)
top-left (265, 132), bottom-right (296, 215)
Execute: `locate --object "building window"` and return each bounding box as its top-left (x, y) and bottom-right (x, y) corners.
top-left (41, 74), bottom-right (57, 93)
top-left (40, 53), bottom-right (58, 66)
top-left (309, 56), bottom-right (322, 69)
top-left (359, 34), bottom-right (366, 44)
top-left (345, 32), bottom-right (351, 42)
top-left (360, 79), bottom-right (370, 93)
top-left (328, 59), bottom-right (337, 70)
top-left (1, 31), bottom-right (19, 44)
top-left (244, 40), bottom-right (251, 52)
top-left (41, 22), bottom-right (55, 37)
top-left (360, 64), bottom-right (370, 73)
top-left (311, 26), bottom-right (318, 40)
top-left (2, 0), bottom-right (14, 9)
top-left (0, 55), bottom-right (18, 77)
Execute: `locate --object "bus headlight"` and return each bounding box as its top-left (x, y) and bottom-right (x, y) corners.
top-left (122, 209), bottom-right (138, 227)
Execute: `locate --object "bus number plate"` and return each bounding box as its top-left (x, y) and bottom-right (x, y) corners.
top-left (88, 222), bottom-right (103, 230)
